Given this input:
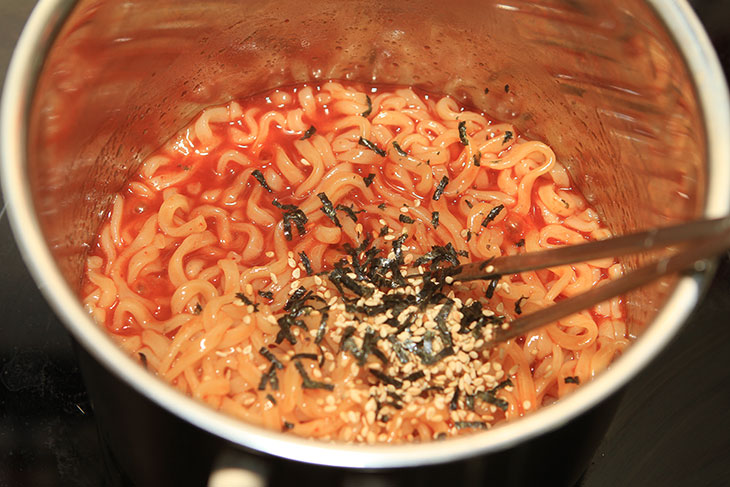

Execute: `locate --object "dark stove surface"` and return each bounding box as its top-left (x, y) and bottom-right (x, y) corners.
top-left (1, 1), bottom-right (729, 486)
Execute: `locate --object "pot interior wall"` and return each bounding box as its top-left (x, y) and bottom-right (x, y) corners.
top-left (28, 0), bottom-right (704, 339)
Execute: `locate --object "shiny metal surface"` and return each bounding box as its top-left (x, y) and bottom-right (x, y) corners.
top-left (2, 0), bottom-right (729, 470)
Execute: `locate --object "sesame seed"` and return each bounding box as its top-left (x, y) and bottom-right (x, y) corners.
top-left (265, 251), bottom-right (275, 258)
top-left (292, 268), bottom-right (301, 279)
top-left (523, 400), bottom-right (532, 410)
top-left (245, 283), bottom-right (254, 295)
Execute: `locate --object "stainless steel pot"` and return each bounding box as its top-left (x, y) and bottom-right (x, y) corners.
top-left (2, 0), bottom-right (728, 485)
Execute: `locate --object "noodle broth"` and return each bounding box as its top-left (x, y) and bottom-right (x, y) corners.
top-left (82, 81), bottom-right (628, 444)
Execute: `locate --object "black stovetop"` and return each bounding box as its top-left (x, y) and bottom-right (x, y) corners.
top-left (1, 1), bottom-right (729, 486)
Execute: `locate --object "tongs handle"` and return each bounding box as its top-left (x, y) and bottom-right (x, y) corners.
top-left (454, 216), bottom-right (730, 283)
top-left (459, 217), bottom-right (730, 345)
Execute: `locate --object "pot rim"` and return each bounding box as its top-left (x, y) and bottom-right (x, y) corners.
top-left (2, 0), bottom-right (728, 469)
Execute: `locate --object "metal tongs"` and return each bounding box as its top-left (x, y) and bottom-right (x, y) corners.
top-left (444, 217), bottom-right (730, 344)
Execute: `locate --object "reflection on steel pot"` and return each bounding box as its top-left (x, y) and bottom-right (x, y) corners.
top-left (2, 0), bottom-right (728, 485)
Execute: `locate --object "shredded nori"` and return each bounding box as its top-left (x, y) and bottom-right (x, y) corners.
top-left (504, 84), bottom-right (510, 93)
top-left (454, 421), bottom-right (487, 430)
top-left (458, 121), bottom-right (469, 146)
top-left (363, 173), bottom-right (376, 187)
top-left (481, 204), bottom-right (504, 227)
top-left (300, 125), bottom-right (316, 140)
top-left (358, 137), bottom-right (386, 156)
top-left (465, 199), bottom-right (474, 209)
top-left (477, 390), bottom-right (509, 411)
top-left (486, 278), bottom-right (499, 299)
top-left (275, 314), bottom-right (304, 345)
top-left (413, 242), bottom-right (462, 268)
top-left (314, 310), bottom-right (329, 345)
top-left (299, 251), bottom-right (313, 276)
top-left (138, 352), bottom-right (148, 369)
top-left (403, 370), bottom-right (425, 382)
top-left (361, 94), bottom-right (373, 117)
top-left (378, 202), bottom-right (386, 210)
top-left (515, 238), bottom-right (525, 247)
top-left (290, 353), bottom-right (319, 362)
top-left (434, 300), bottom-right (454, 347)
top-left (258, 290), bottom-right (274, 300)
top-left (193, 303), bottom-right (203, 315)
top-left (466, 230), bottom-right (472, 242)
top-left (252, 169), bottom-right (272, 192)
top-left (258, 364), bottom-right (279, 391)
top-left (294, 360), bottom-right (334, 390)
top-left (392, 141), bottom-right (408, 157)
top-left (369, 368), bottom-right (403, 388)
top-left (514, 296), bottom-right (527, 315)
top-left (473, 152), bottom-right (482, 167)
top-left (431, 211), bottom-right (440, 229)
top-left (283, 421), bottom-right (294, 430)
top-left (235, 292), bottom-right (259, 311)
top-left (565, 376), bottom-right (580, 385)
top-left (266, 393), bottom-right (277, 404)
top-left (502, 130), bottom-right (514, 145)
top-left (259, 347), bottom-right (284, 369)
top-left (399, 214), bottom-right (415, 224)
top-left (449, 388), bottom-right (460, 410)
top-left (484, 87), bottom-right (490, 94)
top-left (317, 192), bottom-right (341, 227)
top-left (336, 204), bottom-right (364, 223)
top-left (272, 200), bottom-right (308, 240)
top-left (379, 225), bottom-right (390, 237)
top-left (433, 176), bottom-right (449, 201)
top-left (490, 379), bottom-right (513, 393)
